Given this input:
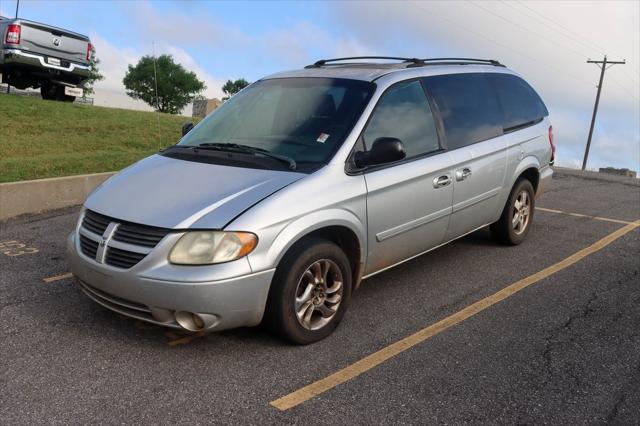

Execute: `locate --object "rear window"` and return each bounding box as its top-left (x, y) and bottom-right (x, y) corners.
top-left (422, 73), bottom-right (503, 150)
top-left (487, 73), bottom-right (548, 131)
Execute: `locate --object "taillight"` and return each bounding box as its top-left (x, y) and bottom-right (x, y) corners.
top-left (548, 125), bottom-right (555, 164)
top-left (86, 42), bottom-right (93, 61)
top-left (5, 24), bottom-right (20, 44)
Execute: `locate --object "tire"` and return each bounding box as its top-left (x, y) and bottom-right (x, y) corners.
top-left (40, 83), bottom-right (75, 102)
top-left (40, 83), bottom-right (57, 101)
top-left (264, 237), bottom-right (352, 344)
top-left (490, 178), bottom-right (535, 245)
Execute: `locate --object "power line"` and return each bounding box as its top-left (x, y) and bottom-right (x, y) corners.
top-left (409, 1), bottom-right (595, 88)
top-left (582, 56), bottom-right (626, 171)
top-left (466, 0), bottom-right (591, 60)
top-left (504, 0), bottom-right (639, 94)
top-left (409, 1), bottom-right (638, 104)
top-left (513, 0), bottom-right (610, 57)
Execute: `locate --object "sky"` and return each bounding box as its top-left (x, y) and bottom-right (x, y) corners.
top-left (1, 0), bottom-right (638, 173)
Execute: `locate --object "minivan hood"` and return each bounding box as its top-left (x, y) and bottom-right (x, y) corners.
top-left (85, 155), bottom-right (304, 229)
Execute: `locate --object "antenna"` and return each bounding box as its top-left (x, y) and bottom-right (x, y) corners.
top-left (152, 42), bottom-right (161, 150)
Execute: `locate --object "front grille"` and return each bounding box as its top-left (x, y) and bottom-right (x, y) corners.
top-left (113, 222), bottom-right (170, 248)
top-left (82, 210), bottom-right (111, 235)
top-left (79, 234), bottom-right (99, 259)
top-left (105, 246), bottom-right (147, 269)
top-left (79, 209), bottom-right (171, 270)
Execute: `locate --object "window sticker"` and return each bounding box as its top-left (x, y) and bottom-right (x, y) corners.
top-left (316, 133), bottom-right (330, 143)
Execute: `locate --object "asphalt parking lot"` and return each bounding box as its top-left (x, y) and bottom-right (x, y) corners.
top-left (1, 170), bottom-right (639, 425)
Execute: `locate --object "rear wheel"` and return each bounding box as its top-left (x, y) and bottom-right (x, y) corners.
top-left (40, 83), bottom-right (75, 102)
top-left (40, 83), bottom-right (57, 100)
top-left (490, 178), bottom-right (535, 245)
top-left (264, 237), bottom-right (352, 344)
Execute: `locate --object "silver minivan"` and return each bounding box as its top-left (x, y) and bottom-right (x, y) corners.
top-left (67, 57), bottom-right (554, 344)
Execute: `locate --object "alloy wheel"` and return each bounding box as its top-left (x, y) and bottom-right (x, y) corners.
top-left (294, 259), bottom-right (344, 330)
top-left (512, 189), bottom-right (531, 235)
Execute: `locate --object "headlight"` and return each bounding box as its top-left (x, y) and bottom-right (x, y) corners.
top-left (169, 231), bottom-right (257, 265)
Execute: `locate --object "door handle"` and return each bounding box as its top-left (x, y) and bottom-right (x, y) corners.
top-left (433, 174), bottom-right (452, 188)
top-left (455, 167), bottom-right (472, 181)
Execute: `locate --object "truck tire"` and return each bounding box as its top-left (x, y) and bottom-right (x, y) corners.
top-left (40, 83), bottom-right (57, 101)
top-left (41, 83), bottom-right (75, 102)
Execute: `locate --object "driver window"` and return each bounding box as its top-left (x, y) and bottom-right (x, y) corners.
top-left (363, 80), bottom-right (440, 159)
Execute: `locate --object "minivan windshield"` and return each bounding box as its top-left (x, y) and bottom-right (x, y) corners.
top-left (177, 77), bottom-right (375, 171)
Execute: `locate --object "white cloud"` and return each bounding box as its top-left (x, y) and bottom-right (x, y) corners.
top-left (123, 0), bottom-right (250, 49)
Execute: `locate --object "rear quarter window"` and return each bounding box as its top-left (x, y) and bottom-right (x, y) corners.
top-left (487, 73), bottom-right (549, 131)
top-left (422, 73), bottom-right (503, 150)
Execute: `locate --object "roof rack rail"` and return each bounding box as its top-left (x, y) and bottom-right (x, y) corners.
top-left (305, 56), bottom-right (424, 68)
top-left (415, 57), bottom-right (504, 67)
top-left (305, 56), bottom-right (504, 68)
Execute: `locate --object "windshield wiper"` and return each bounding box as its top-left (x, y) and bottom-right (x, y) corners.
top-left (197, 143), bottom-right (297, 171)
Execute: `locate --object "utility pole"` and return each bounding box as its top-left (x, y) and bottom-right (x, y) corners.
top-left (582, 55), bottom-right (626, 170)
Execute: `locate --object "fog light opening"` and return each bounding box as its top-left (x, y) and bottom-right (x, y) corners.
top-left (174, 311), bottom-right (218, 331)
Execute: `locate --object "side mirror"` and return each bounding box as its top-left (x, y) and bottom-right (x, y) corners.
top-left (182, 122), bottom-right (194, 137)
top-left (354, 137), bottom-right (406, 168)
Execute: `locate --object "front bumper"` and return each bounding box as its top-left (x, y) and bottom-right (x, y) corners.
top-left (1, 48), bottom-right (90, 79)
top-left (67, 232), bottom-right (275, 332)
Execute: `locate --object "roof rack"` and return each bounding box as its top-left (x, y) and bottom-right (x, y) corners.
top-left (416, 57), bottom-right (504, 67)
top-left (305, 56), bottom-right (504, 68)
top-left (306, 56), bottom-right (424, 68)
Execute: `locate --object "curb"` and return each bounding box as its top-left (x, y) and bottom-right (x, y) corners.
top-left (552, 167), bottom-right (639, 187)
top-left (0, 172), bottom-right (116, 221)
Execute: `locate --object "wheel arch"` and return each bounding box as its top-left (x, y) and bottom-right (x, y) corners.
top-left (265, 209), bottom-right (366, 290)
top-left (510, 156), bottom-right (541, 192)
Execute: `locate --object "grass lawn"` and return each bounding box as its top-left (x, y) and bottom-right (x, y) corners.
top-left (0, 94), bottom-right (196, 183)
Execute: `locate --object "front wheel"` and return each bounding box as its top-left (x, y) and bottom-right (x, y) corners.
top-left (490, 178), bottom-right (535, 245)
top-left (264, 237), bottom-right (352, 344)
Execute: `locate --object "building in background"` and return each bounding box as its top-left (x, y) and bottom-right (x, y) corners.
top-left (599, 167), bottom-right (637, 178)
top-left (192, 98), bottom-right (221, 118)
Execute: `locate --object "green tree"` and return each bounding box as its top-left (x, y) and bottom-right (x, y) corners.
top-left (83, 46), bottom-right (104, 97)
top-left (123, 54), bottom-right (206, 114)
top-left (222, 78), bottom-right (250, 100)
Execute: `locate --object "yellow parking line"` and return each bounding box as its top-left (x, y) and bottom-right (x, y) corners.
top-left (42, 272), bottom-right (73, 283)
top-left (536, 207), bottom-right (634, 225)
top-left (270, 220), bottom-right (640, 411)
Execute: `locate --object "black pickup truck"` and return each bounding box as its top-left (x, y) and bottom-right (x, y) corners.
top-left (0, 16), bottom-right (91, 102)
